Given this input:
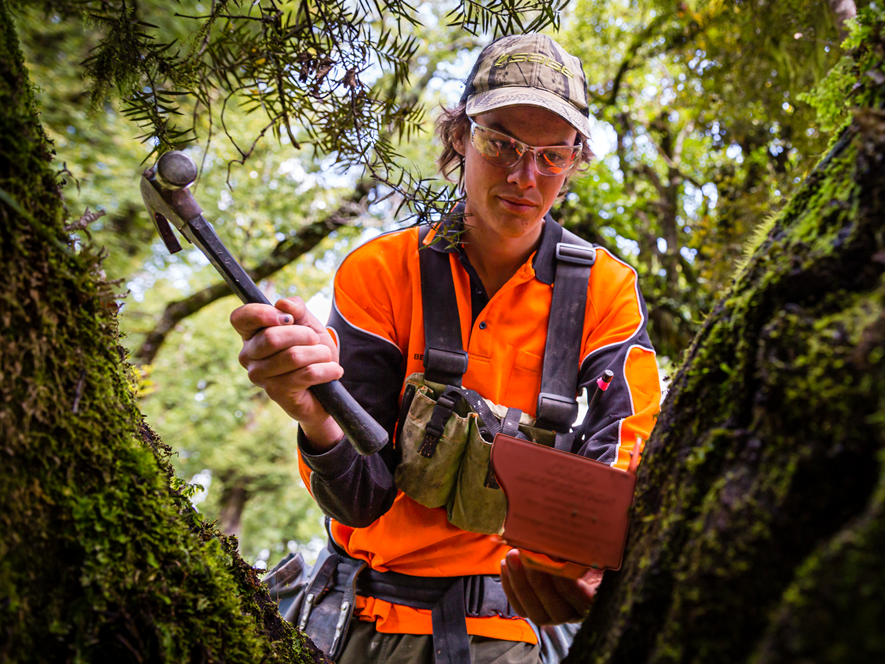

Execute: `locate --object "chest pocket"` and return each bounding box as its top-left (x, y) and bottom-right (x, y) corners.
top-left (504, 349), bottom-right (544, 411)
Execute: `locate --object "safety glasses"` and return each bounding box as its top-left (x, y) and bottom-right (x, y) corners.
top-left (468, 119), bottom-right (581, 176)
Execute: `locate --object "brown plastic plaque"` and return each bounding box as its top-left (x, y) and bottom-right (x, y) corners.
top-left (491, 433), bottom-right (637, 571)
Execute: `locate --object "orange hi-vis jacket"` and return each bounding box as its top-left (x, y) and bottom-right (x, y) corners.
top-left (296, 217), bottom-right (661, 643)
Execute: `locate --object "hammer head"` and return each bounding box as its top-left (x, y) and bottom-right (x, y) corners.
top-left (140, 151), bottom-right (203, 255)
top-left (156, 151), bottom-right (198, 190)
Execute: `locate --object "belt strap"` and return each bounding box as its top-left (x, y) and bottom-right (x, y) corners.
top-left (327, 552), bottom-right (516, 663)
top-left (352, 567), bottom-right (515, 619)
top-left (432, 581), bottom-right (471, 664)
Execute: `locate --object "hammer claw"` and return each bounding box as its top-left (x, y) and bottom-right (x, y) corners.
top-left (152, 212), bottom-right (183, 254)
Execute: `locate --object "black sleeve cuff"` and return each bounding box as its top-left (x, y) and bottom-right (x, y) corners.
top-left (297, 427), bottom-right (359, 482)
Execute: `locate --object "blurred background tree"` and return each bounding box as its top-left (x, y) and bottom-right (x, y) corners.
top-left (12, 0), bottom-right (856, 571)
top-left (559, 0), bottom-right (847, 360)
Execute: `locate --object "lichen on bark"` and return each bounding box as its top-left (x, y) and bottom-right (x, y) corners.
top-left (567, 8), bottom-right (885, 664)
top-left (0, 1), bottom-right (325, 661)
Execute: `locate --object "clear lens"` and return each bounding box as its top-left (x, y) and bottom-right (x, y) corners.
top-left (536, 148), bottom-right (577, 175)
top-left (471, 125), bottom-right (522, 166)
top-left (470, 122), bottom-right (579, 176)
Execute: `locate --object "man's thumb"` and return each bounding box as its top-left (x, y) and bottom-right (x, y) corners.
top-left (275, 296), bottom-right (326, 334)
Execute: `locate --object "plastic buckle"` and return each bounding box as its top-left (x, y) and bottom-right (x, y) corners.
top-left (555, 242), bottom-right (596, 266)
top-left (536, 392), bottom-right (579, 432)
top-left (423, 347), bottom-right (469, 386)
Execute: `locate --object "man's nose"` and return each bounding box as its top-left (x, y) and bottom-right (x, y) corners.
top-left (506, 150), bottom-right (539, 188)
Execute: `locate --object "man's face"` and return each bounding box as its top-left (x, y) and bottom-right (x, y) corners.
top-left (455, 105), bottom-right (578, 241)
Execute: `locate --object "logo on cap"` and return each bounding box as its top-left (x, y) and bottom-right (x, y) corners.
top-left (493, 53), bottom-right (574, 80)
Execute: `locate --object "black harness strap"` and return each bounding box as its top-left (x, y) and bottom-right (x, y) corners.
top-left (432, 581), bottom-right (472, 664)
top-left (536, 229), bottom-right (596, 433)
top-left (418, 225), bottom-right (468, 386)
top-left (501, 407), bottom-right (522, 437)
top-left (419, 223), bottom-right (595, 434)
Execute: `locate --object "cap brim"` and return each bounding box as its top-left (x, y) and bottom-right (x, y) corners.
top-left (466, 88), bottom-right (592, 139)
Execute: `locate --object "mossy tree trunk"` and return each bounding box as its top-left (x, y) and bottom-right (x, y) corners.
top-left (567, 13), bottom-right (885, 664)
top-left (0, 3), bottom-right (326, 662)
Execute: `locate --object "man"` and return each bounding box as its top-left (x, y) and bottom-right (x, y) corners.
top-left (231, 34), bottom-right (660, 663)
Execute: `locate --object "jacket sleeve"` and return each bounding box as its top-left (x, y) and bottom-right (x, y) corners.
top-left (571, 249), bottom-right (661, 471)
top-left (296, 237), bottom-right (408, 528)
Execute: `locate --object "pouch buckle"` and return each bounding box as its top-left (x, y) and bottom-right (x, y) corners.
top-left (419, 389), bottom-right (462, 458)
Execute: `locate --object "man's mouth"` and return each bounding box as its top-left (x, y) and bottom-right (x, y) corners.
top-left (498, 196), bottom-right (537, 212)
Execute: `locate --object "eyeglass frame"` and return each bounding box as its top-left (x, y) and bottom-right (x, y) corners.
top-left (467, 118), bottom-right (583, 176)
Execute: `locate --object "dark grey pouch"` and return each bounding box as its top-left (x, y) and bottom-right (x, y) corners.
top-left (295, 549), bottom-right (366, 660)
top-left (264, 550), bottom-right (309, 623)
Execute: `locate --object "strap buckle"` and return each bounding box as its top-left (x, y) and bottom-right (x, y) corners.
top-left (536, 392), bottom-right (579, 432)
top-left (465, 575), bottom-right (511, 618)
top-left (555, 242), bottom-right (596, 266)
top-left (423, 347), bottom-right (469, 386)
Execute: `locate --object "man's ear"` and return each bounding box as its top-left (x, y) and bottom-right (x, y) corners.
top-left (453, 126), bottom-right (466, 156)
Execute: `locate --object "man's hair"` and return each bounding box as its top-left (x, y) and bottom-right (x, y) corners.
top-left (435, 102), bottom-right (595, 197)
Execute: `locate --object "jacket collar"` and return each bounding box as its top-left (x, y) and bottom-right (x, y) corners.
top-left (426, 203), bottom-right (561, 286)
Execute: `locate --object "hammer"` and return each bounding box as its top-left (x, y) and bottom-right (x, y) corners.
top-left (140, 151), bottom-right (388, 456)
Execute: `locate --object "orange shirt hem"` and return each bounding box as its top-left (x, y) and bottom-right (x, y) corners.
top-left (354, 596), bottom-right (538, 644)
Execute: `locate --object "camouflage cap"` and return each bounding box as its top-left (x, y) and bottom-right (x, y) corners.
top-left (461, 34), bottom-right (591, 138)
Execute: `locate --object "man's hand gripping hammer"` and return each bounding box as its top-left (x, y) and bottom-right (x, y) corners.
top-left (140, 151), bottom-right (388, 456)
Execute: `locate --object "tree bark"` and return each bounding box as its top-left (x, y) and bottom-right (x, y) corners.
top-left (829, 0), bottom-right (857, 40)
top-left (218, 485), bottom-right (249, 539)
top-left (566, 14), bottom-right (885, 664)
top-left (0, 3), bottom-right (326, 662)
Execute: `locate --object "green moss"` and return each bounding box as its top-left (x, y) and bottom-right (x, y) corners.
top-left (0, 2), bottom-right (324, 662)
top-left (568, 7), bottom-right (885, 663)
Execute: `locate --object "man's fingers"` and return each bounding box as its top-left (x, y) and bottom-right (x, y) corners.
top-left (551, 571), bottom-right (599, 615)
top-left (245, 344), bottom-right (335, 384)
top-left (502, 550), bottom-right (594, 626)
top-left (276, 297), bottom-right (339, 359)
top-left (241, 325), bottom-right (321, 363)
top-left (262, 368), bottom-right (342, 423)
top-left (503, 550), bottom-right (555, 625)
top-left (500, 559), bottom-right (528, 618)
top-left (522, 564), bottom-right (581, 625)
top-left (263, 362), bottom-right (345, 400)
top-left (230, 303), bottom-right (293, 341)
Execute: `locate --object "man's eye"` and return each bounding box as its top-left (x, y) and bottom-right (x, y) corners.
top-left (544, 152), bottom-right (566, 165)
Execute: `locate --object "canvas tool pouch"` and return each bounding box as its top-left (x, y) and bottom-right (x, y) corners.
top-left (446, 416), bottom-right (507, 534)
top-left (394, 373), bottom-right (473, 508)
top-left (395, 372), bottom-right (556, 534)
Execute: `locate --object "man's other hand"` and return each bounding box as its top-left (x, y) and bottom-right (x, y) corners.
top-left (230, 296), bottom-right (344, 446)
top-left (500, 549), bottom-right (603, 625)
